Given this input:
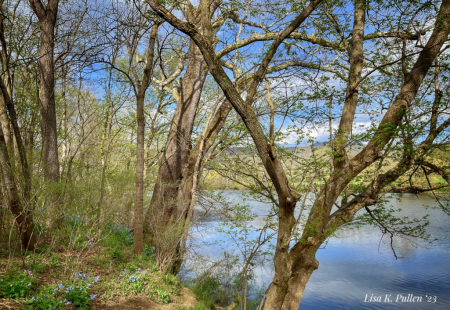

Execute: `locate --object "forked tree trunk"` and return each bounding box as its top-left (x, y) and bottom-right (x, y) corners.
top-left (263, 0), bottom-right (450, 307)
top-left (144, 40), bottom-right (207, 266)
top-left (172, 99), bottom-right (232, 274)
top-left (146, 0), bottom-right (450, 307)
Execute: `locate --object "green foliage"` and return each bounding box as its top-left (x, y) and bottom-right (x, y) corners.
top-left (118, 268), bottom-right (148, 294)
top-left (29, 258), bottom-right (46, 274)
top-left (0, 269), bottom-right (36, 299)
top-left (50, 255), bottom-right (62, 269)
top-left (354, 202), bottom-right (432, 242)
top-left (143, 245), bottom-right (154, 258)
top-left (163, 273), bottom-right (177, 286)
top-left (190, 273), bottom-right (221, 310)
top-left (103, 224), bottom-right (134, 260)
top-left (24, 285), bottom-right (64, 310)
top-left (105, 224), bottom-right (134, 247)
top-left (127, 274), bottom-right (145, 293)
top-left (189, 304), bottom-right (209, 310)
top-left (65, 215), bottom-right (86, 228)
top-left (64, 282), bottom-right (95, 308)
top-left (156, 287), bottom-right (170, 303)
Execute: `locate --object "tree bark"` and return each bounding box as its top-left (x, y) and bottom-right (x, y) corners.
top-left (144, 39), bottom-right (208, 263)
top-left (0, 2), bottom-right (13, 154)
top-left (266, 1), bottom-right (450, 308)
top-left (0, 95), bottom-right (10, 149)
top-left (0, 121), bottom-right (36, 251)
top-left (60, 64), bottom-right (68, 172)
top-left (134, 21), bottom-right (159, 254)
top-left (147, 0), bottom-right (450, 307)
top-left (29, 0), bottom-right (60, 225)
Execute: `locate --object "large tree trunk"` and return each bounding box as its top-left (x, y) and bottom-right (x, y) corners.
top-left (263, 0), bottom-right (450, 307)
top-left (39, 20), bottom-right (59, 184)
top-left (144, 39), bottom-right (208, 269)
top-left (29, 0), bottom-right (60, 226)
top-left (0, 4), bottom-right (35, 249)
top-left (172, 97), bottom-right (232, 274)
top-left (147, 0), bottom-right (450, 307)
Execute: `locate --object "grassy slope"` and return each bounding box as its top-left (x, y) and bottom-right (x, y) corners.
top-left (0, 223), bottom-right (213, 310)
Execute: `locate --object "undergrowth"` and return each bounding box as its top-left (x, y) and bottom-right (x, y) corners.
top-left (0, 220), bottom-right (199, 309)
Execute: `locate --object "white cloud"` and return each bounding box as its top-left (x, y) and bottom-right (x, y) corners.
top-left (280, 121), bottom-right (375, 145)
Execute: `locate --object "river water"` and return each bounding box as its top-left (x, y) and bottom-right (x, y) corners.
top-left (183, 191), bottom-right (450, 309)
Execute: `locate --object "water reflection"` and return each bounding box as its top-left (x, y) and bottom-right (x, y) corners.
top-left (183, 192), bottom-right (450, 309)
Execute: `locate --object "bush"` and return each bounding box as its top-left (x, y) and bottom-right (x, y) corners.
top-left (0, 269), bottom-right (36, 299)
top-left (64, 283), bottom-right (94, 308)
top-left (156, 287), bottom-right (170, 303)
top-left (60, 273), bottom-right (99, 308)
top-left (119, 268), bottom-right (148, 294)
top-left (104, 224), bottom-right (134, 260)
top-left (104, 224), bottom-right (133, 247)
top-left (24, 285), bottom-right (64, 310)
top-left (191, 274), bottom-right (221, 310)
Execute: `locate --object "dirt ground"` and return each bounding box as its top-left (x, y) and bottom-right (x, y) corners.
top-left (0, 287), bottom-right (201, 310)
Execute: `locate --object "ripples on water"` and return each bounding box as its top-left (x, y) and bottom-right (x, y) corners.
top-left (185, 192), bottom-right (450, 309)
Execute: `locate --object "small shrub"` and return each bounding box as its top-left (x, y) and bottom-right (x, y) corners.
top-left (119, 268), bottom-right (148, 294)
top-left (50, 255), bottom-right (62, 269)
top-left (64, 283), bottom-right (95, 308)
top-left (62, 273), bottom-right (99, 308)
top-left (191, 273), bottom-right (221, 310)
top-left (24, 285), bottom-right (64, 310)
top-left (104, 224), bottom-right (133, 248)
top-left (156, 287), bottom-right (170, 303)
top-left (163, 273), bottom-right (176, 286)
top-left (0, 269), bottom-right (36, 299)
top-left (109, 247), bottom-right (125, 261)
top-left (29, 259), bottom-right (46, 274)
top-left (143, 245), bottom-right (154, 258)
top-left (127, 275), bottom-right (145, 293)
top-left (104, 224), bottom-right (133, 260)
top-left (33, 223), bottom-right (48, 236)
top-left (65, 215), bottom-right (86, 228)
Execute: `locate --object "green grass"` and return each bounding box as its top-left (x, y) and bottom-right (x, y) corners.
top-left (0, 222), bottom-right (201, 309)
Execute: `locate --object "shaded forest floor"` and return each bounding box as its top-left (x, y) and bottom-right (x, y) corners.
top-left (0, 222), bottom-right (213, 310)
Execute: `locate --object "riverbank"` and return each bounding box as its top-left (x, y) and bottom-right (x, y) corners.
top-left (0, 224), bottom-right (211, 310)
top-left (202, 169), bottom-right (450, 194)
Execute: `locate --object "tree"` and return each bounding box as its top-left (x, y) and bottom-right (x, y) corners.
top-left (147, 0), bottom-right (450, 308)
top-left (0, 0), bottom-right (37, 250)
top-left (28, 0), bottom-right (61, 226)
top-left (143, 0), bottom-right (325, 274)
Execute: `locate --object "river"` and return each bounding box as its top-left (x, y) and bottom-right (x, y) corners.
top-left (182, 191), bottom-right (450, 309)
